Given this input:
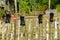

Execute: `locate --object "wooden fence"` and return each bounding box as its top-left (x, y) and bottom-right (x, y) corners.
top-left (0, 14), bottom-right (60, 40)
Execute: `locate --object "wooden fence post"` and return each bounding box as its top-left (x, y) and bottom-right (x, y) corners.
top-left (46, 19), bottom-right (49, 40)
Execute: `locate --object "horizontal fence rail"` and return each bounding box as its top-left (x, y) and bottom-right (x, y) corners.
top-left (0, 14), bottom-right (60, 40)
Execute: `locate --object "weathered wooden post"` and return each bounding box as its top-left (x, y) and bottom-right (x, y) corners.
top-left (28, 19), bottom-right (32, 40)
top-left (2, 23), bottom-right (5, 40)
top-left (14, 0), bottom-right (17, 40)
top-left (10, 22), bottom-right (14, 40)
top-left (35, 18), bottom-right (39, 40)
top-left (5, 11), bottom-right (11, 40)
top-left (38, 14), bottom-right (43, 40)
top-left (14, 19), bottom-right (16, 40)
top-left (49, 13), bottom-right (54, 40)
top-left (20, 15), bottom-right (25, 40)
top-left (6, 23), bottom-right (10, 40)
top-left (18, 18), bottom-right (20, 40)
top-left (54, 17), bottom-right (58, 40)
top-left (46, 19), bottom-right (49, 40)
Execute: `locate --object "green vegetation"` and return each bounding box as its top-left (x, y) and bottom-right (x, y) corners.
top-left (0, 9), bottom-right (5, 19)
top-left (56, 4), bottom-right (60, 12)
top-left (18, 0), bottom-right (60, 14)
top-left (0, 0), bottom-right (60, 16)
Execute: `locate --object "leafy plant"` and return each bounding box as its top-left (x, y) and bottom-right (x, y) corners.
top-left (56, 4), bottom-right (60, 12)
top-left (0, 9), bottom-right (5, 19)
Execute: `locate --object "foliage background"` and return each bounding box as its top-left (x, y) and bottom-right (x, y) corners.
top-left (18, 0), bottom-right (60, 15)
top-left (0, 0), bottom-right (60, 16)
